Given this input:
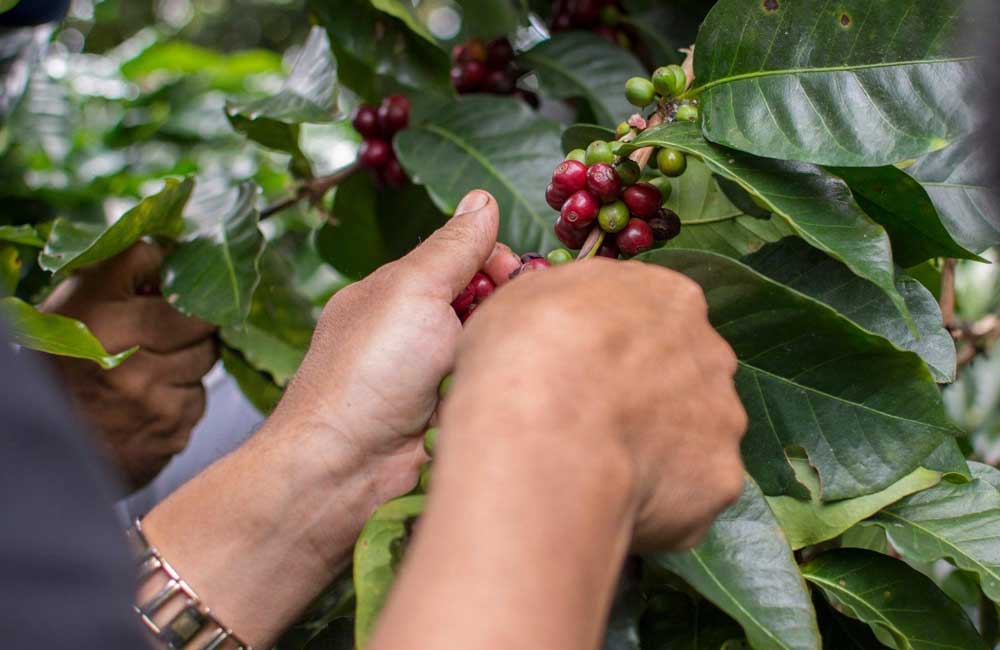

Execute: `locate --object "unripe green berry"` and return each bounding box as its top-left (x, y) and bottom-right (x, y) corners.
top-left (566, 148), bottom-right (587, 163)
top-left (600, 5), bottom-right (621, 26)
top-left (647, 176), bottom-right (673, 202)
top-left (585, 140), bottom-right (615, 165)
top-left (598, 200), bottom-right (630, 233)
top-left (657, 148), bottom-right (687, 177)
top-left (615, 159), bottom-right (641, 186)
top-left (675, 103), bottom-right (700, 122)
top-left (418, 464), bottom-right (432, 493)
top-left (615, 121), bottom-right (631, 138)
top-left (625, 77), bottom-right (656, 107)
top-left (423, 427), bottom-right (439, 457)
top-left (652, 65), bottom-right (686, 98)
top-left (546, 248), bottom-right (574, 265)
top-left (438, 374), bottom-right (453, 399)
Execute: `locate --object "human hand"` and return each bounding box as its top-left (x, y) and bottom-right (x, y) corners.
top-left (263, 190), bottom-right (521, 510)
top-left (42, 242), bottom-right (218, 489)
top-left (443, 258), bottom-right (747, 551)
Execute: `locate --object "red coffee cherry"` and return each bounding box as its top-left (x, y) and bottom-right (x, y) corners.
top-left (469, 272), bottom-right (495, 301)
top-left (459, 301), bottom-right (479, 323)
top-left (486, 37), bottom-right (514, 68)
top-left (586, 163), bottom-right (622, 203)
top-left (554, 215), bottom-right (589, 250)
top-left (452, 283), bottom-right (476, 314)
top-left (595, 238), bottom-right (620, 259)
top-left (546, 183), bottom-right (571, 211)
top-left (461, 60), bottom-right (487, 90)
top-left (352, 105), bottom-right (381, 139)
top-left (551, 159), bottom-right (588, 195)
top-left (523, 257), bottom-right (552, 271)
top-left (623, 182), bottom-right (663, 219)
top-left (615, 218), bottom-right (654, 257)
top-left (359, 139), bottom-right (391, 169)
top-left (378, 95), bottom-right (410, 136)
top-left (561, 190), bottom-right (600, 228)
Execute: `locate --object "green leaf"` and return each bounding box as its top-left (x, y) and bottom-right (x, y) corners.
top-left (310, 0), bottom-right (451, 103)
top-left (354, 495), bottom-right (426, 650)
top-left (640, 591), bottom-right (745, 650)
top-left (0, 247), bottom-right (20, 296)
top-left (121, 41), bottom-right (283, 91)
top-left (766, 459), bottom-right (941, 550)
top-left (742, 238), bottom-right (956, 383)
top-left (220, 346), bottom-right (283, 416)
top-left (830, 165), bottom-right (982, 267)
top-left (520, 32), bottom-right (648, 128)
top-left (162, 181), bottom-right (264, 327)
top-left (692, 0), bottom-right (977, 167)
top-left (395, 96), bottom-right (564, 253)
top-left (39, 178), bottom-right (194, 274)
top-left (803, 549), bottom-right (989, 650)
top-left (0, 224), bottom-right (44, 247)
top-left (622, 123), bottom-right (910, 324)
top-left (661, 158), bottom-right (793, 258)
top-left (639, 248), bottom-right (959, 500)
top-left (0, 297), bottom-right (136, 369)
top-left (561, 123), bottom-right (615, 154)
top-left (220, 248), bottom-right (315, 387)
top-left (227, 27), bottom-right (343, 160)
top-left (869, 462), bottom-right (1000, 604)
top-left (369, 0), bottom-right (440, 47)
top-left (813, 591), bottom-right (887, 650)
top-left (0, 1), bottom-right (21, 12)
top-left (907, 136), bottom-right (1000, 253)
top-left (620, 8), bottom-right (684, 67)
top-left (451, 0), bottom-right (523, 40)
top-left (650, 478), bottom-right (821, 650)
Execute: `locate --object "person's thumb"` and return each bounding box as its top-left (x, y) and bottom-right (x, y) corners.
top-left (400, 190), bottom-right (499, 298)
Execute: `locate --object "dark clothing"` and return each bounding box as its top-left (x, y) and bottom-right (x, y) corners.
top-left (0, 331), bottom-right (146, 649)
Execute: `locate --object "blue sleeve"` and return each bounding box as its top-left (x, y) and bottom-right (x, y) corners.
top-left (0, 329), bottom-right (148, 649)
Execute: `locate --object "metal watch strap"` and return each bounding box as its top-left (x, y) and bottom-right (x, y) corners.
top-left (128, 519), bottom-right (251, 650)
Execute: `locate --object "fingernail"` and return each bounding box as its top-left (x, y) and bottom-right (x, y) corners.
top-left (455, 190), bottom-right (489, 216)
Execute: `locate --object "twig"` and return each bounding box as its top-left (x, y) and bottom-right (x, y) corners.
top-left (260, 161), bottom-right (361, 220)
top-left (940, 258), bottom-right (957, 329)
top-left (956, 312), bottom-right (1000, 369)
top-left (628, 111), bottom-right (665, 170)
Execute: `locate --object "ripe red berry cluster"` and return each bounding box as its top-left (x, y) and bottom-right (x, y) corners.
top-left (450, 37), bottom-right (538, 107)
top-left (550, 0), bottom-right (632, 49)
top-left (547, 146), bottom-right (682, 259)
top-left (451, 271), bottom-right (496, 323)
top-left (352, 95), bottom-right (411, 187)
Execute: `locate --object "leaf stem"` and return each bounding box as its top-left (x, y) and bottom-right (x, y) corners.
top-left (260, 161), bottom-right (361, 220)
top-left (575, 227), bottom-right (605, 261)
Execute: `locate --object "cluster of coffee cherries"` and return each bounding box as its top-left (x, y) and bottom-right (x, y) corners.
top-left (625, 64), bottom-right (699, 121)
top-left (547, 141), bottom-right (683, 259)
top-left (352, 95), bottom-right (411, 187)
top-left (451, 249), bottom-right (575, 322)
top-left (550, 0), bottom-right (632, 49)
top-left (450, 37), bottom-right (538, 107)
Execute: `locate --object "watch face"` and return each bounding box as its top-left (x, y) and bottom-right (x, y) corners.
top-left (0, 24), bottom-right (50, 126)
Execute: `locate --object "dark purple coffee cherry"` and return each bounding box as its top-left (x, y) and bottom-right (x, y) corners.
top-left (554, 215), bottom-right (589, 249)
top-left (648, 208), bottom-right (682, 241)
top-left (622, 182), bottom-right (662, 219)
top-left (359, 139), bottom-right (391, 169)
top-left (551, 159), bottom-right (588, 195)
top-left (615, 218), bottom-right (654, 256)
top-left (586, 163), bottom-right (622, 203)
top-left (561, 190), bottom-right (600, 228)
top-left (380, 158), bottom-right (407, 187)
top-left (595, 239), bottom-right (619, 259)
top-left (352, 105), bottom-right (381, 139)
top-left (486, 37), bottom-right (514, 68)
top-left (486, 69), bottom-right (515, 94)
top-left (377, 95), bottom-right (410, 136)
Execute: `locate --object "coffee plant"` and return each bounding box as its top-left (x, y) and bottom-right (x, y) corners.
top-left (2, 1), bottom-right (1000, 649)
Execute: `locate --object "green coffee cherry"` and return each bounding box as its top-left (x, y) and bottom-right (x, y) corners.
top-left (546, 248), bottom-right (574, 265)
top-left (418, 464), bottom-right (432, 493)
top-left (438, 374), bottom-right (453, 399)
top-left (657, 148), bottom-right (687, 177)
top-left (675, 103), bottom-right (700, 122)
top-left (615, 159), bottom-right (641, 186)
top-left (598, 201), bottom-right (630, 233)
top-left (625, 77), bottom-right (656, 107)
top-left (647, 176), bottom-right (673, 202)
top-left (566, 148), bottom-right (587, 163)
top-left (652, 65), bottom-right (686, 98)
top-left (585, 140), bottom-right (615, 165)
top-left (423, 427), bottom-right (439, 457)
top-left (601, 4), bottom-right (621, 26)
top-left (615, 121), bottom-right (632, 138)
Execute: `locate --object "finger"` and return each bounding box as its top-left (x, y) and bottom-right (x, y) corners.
top-left (483, 242), bottom-right (522, 286)
top-left (88, 241), bottom-right (165, 296)
top-left (398, 190), bottom-right (499, 299)
top-left (125, 299), bottom-right (217, 353)
top-left (149, 338), bottom-right (220, 386)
